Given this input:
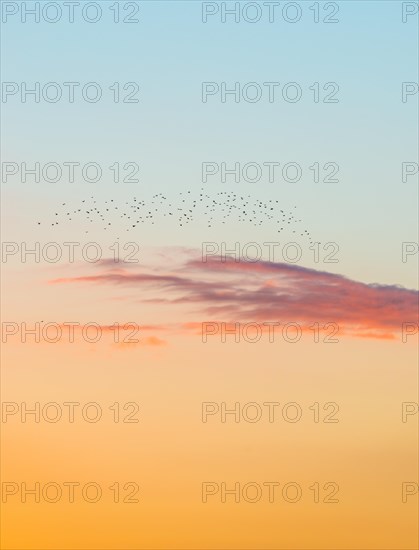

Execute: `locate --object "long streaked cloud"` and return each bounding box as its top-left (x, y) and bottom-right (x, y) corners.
top-left (49, 253), bottom-right (419, 341)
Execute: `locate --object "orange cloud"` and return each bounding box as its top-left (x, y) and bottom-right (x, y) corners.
top-left (49, 252), bottom-right (419, 341)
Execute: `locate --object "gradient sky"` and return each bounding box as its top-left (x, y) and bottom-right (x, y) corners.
top-left (1, 1), bottom-right (418, 549)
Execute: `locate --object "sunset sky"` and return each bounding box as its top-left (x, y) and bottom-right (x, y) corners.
top-left (1, 1), bottom-right (418, 549)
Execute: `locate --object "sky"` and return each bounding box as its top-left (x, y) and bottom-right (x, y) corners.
top-left (1, 1), bottom-right (419, 549)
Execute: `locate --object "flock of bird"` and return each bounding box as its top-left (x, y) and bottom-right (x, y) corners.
top-left (39, 189), bottom-right (312, 241)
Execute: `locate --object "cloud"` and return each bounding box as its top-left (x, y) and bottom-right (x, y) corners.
top-left (49, 253), bottom-right (419, 341)
top-left (113, 335), bottom-right (167, 348)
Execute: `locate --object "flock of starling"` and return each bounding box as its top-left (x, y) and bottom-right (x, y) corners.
top-left (39, 189), bottom-right (312, 241)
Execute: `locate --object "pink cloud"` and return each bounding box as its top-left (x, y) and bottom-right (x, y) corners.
top-left (49, 253), bottom-right (418, 341)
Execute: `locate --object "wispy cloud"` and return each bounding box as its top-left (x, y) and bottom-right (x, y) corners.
top-left (49, 252), bottom-right (419, 341)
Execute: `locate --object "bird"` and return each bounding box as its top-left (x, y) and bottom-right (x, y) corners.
top-left (38, 189), bottom-right (313, 242)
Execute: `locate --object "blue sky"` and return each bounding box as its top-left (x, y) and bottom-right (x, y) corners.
top-left (2, 1), bottom-right (418, 286)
